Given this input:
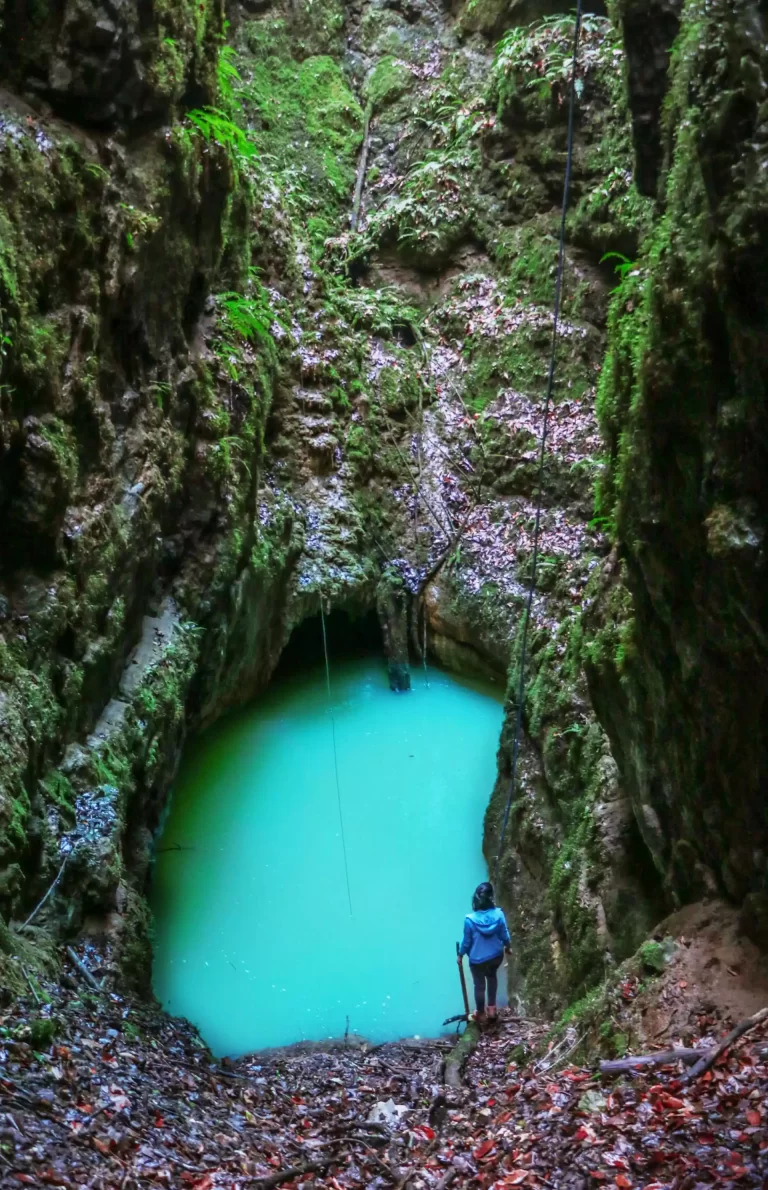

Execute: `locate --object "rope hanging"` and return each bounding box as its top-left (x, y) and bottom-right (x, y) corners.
top-left (320, 599), bottom-right (354, 916)
top-left (494, 1), bottom-right (584, 881)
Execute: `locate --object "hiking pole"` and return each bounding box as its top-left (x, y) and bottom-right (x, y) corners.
top-left (456, 942), bottom-right (470, 1017)
top-left (442, 944), bottom-right (472, 1026)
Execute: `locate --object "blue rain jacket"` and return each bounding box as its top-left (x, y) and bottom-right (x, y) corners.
top-left (459, 907), bottom-right (510, 965)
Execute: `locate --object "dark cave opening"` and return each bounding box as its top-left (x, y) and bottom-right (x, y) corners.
top-left (273, 607), bottom-right (384, 679)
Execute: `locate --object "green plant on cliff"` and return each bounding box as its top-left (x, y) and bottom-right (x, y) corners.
top-left (185, 107), bottom-right (258, 161)
top-left (367, 148), bottom-right (478, 262)
top-left (491, 14), bottom-right (618, 107)
top-left (217, 40), bottom-right (242, 105)
top-left (216, 290), bottom-right (273, 345)
top-left (232, 20), bottom-right (362, 245)
top-left (327, 281), bottom-right (421, 339)
top-left (211, 278), bottom-right (279, 384)
top-left (601, 252), bottom-right (639, 292)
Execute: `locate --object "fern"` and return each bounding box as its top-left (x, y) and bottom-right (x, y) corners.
top-left (328, 281), bottom-right (421, 338)
top-left (215, 291), bottom-right (272, 342)
top-left (600, 252), bottom-right (638, 292)
top-left (217, 44), bottom-right (242, 106)
top-left (492, 14), bottom-right (618, 105)
top-left (186, 107), bottom-right (257, 161)
top-left (210, 279), bottom-right (281, 382)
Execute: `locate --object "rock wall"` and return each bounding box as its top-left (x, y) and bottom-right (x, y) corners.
top-left (0, 0), bottom-right (374, 967)
top-left (584, 0), bottom-right (768, 938)
top-left (3, 0), bottom-right (759, 1014)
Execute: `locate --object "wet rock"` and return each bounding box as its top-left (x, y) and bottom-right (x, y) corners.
top-left (1, 0), bottom-right (221, 127)
top-left (307, 433), bottom-right (341, 475)
top-left (586, 0), bottom-right (768, 912)
top-left (377, 576), bottom-right (411, 692)
top-left (619, 0), bottom-right (682, 196)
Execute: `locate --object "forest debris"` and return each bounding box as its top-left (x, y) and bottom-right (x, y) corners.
top-left (599, 1046), bottom-right (705, 1075)
top-left (248, 1159), bottom-right (336, 1188)
top-left (1, 942), bottom-right (767, 1189)
top-left (367, 1100), bottom-right (408, 1125)
top-left (444, 1021), bottom-right (480, 1088)
top-left (435, 1168), bottom-right (457, 1190)
top-left (19, 858), bottom-right (69, 931)
top-left (64, 946), bottom-right (102, 990)
top-left (684, 1005), bottom-right (768, 1082)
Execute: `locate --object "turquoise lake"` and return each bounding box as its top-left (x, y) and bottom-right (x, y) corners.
top-left (151, 657), bottom-right (504, 1056)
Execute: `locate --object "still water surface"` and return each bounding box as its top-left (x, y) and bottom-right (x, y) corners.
top-left (152, 660), bottom-right (504, 1056)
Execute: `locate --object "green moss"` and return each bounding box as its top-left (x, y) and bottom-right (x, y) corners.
top-left (556, 983), bottom-right (604, 1030)
top-left (29, 1016), bottom-right (57, 1048)
top-left (234, 21), bottom-right (362, 246)
top-left (7, 794), bottom-right (29, 852)
top-left (36, 416), bottom-right (79, 491)
top-left (548, 799), bottom-right (604, 994)
top-left (637, 940), bottom-right (667, 974)
top-left (493, 222), bottom-right (561, 308)
top-left (39, 771), bottom-right (75, 815)
top-left (377, 363), bottom-right (420, 415)
top-left (365, 56), bottom-right (413, 110)
top-left (581, 561), bottom-right (637, 679)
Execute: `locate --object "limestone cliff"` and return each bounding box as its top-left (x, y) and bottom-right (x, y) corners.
top-left (584, 0), bottom-right (768, 939)
top-left (0, 0), bottom-right (763, 1017)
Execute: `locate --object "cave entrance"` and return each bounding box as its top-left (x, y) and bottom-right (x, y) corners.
top-left (273, 607), bottom-right (383, 678)
top-left (151, 639), bottom-right (504, 1056)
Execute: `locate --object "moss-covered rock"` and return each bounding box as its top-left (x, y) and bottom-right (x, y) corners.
top-left (585, 0), bottom-right (768, 912)
top-left (0, 0), bottom-right (224, 126)
top-left (0, 0), bottom-right (721, 1020)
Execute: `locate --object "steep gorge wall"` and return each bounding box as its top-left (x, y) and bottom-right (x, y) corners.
top-left (584, 0), bottom-right (768, 938)
top-left (0, 0), bottom-right (653, 998)
top-left (0, 0), bottom-right (350, 963)
top-left (2, 0), bottom-right (759, 1019)
top-left (486, 0), bottom-right (768, 1017)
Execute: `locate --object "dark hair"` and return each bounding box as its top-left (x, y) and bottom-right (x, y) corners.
top-left (472, 882), bottom-right (495, 911)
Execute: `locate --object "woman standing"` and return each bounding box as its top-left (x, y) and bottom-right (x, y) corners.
top-left (458, 882), bottom-right (510, 1024)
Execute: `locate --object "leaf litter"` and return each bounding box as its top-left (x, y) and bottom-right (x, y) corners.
top-left (1, 943), bottom-right (767, 1189)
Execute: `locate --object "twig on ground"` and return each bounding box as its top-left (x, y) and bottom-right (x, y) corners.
top-left (382, 430), bottom-right (453, 539)
top-left (20, 857), bottom-right (68, 930)
top-left (73, 1105), bottom-right (109, 1139)
top-left (248, 1159), bottom-right (336, 1189)
top-left (600, 1047), bottom-right (706, 1076)
top-left (342, 1121), bottom-right (391, 1137)
top-left (535, 1028), bottom-right (584, 1073)
top-left (356, 1140), bottom-right (397, 1182)
top-left (66, 947), bottom-right (102, 991)
top-left (19, 965), bottom-right (40, 1005)
top-left (685, 1007), bottom-right (768, 1083)
top-left (394, 1167), bottom-right (418, 1190)
top-left (417, 496), bottom-right (480, 598)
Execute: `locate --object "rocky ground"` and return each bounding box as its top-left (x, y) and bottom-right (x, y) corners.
top-left (1, 928), bottom-right (767, 1190)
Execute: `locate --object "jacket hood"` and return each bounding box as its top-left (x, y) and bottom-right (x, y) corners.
top-left (467, 908), bottom-right (504, 935)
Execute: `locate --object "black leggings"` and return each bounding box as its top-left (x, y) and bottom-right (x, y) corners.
top-left (469, 953), bottom-right (503, 1013)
